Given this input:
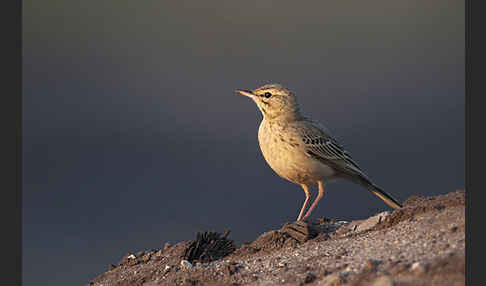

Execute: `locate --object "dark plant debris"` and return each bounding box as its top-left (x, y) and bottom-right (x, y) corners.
top-left (182, 231), bottom-right (236, 263)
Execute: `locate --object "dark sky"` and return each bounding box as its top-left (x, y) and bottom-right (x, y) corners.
top-left (22, 1), bottom-right (464, 285)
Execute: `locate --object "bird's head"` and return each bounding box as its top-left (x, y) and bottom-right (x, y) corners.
top-left (236, 83), bottom-right (302, 121)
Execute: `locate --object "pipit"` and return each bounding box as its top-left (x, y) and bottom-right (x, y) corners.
top-left (237, 83), bottom-right (402, 221)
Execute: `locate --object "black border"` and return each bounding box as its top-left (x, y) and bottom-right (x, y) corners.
top-left (465, 0), bottom-right (468, 283)
top-left (465, 0), bottom-right (474, 284)
top-left (1, 0), bottom-right (22, 285)
top-left (464, 0), bottom-right (468, 283)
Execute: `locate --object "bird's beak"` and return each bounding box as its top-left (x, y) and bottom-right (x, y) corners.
top-left (236, 89), bottom-right (255, 98)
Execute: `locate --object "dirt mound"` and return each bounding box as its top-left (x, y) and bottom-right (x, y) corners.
top-left (229, 218), bottom-right (349, 260)
top-left (374, 189), bottom-right (465, 231)
top-left (88, 190), bottom-right (466, 286)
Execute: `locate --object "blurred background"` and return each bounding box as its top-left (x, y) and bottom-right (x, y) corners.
top-left (23, 1), bottom-right (464, 285)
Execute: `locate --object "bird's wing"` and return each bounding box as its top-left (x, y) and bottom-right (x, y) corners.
top-left (296, 120), bottom-right (402, 209)
top-left (297, 120), bottom-right (368, 178)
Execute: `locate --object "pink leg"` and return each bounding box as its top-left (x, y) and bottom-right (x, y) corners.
top-left (303, 180), bottom-right (325, 220)
top-left (297, 184), bottom-right (311, 221)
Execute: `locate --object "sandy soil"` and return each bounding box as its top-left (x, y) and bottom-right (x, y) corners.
top-left (87, 190), bottom-right (465, 286)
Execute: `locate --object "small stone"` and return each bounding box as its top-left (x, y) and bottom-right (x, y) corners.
top-left (135, 251), bottom-right (144, 257)
top-left (180, 260), bottom-right (193, 269)
top-left (354, 211), bottom-right (390, 232)
top-left (108, 264), bottom-right (116, 271)
top-left (141, 252), bottom-right (152, 262)
top-left (372, 275), bottom-right (394, 286)
top-left (304, 273), bottom-right (316, 284)
top-left (127, 258), bottom-right (139, 266)
top-left (410, 262), bottom-right (428, 275)
top-left (118, 253), bottom-right (139, 266)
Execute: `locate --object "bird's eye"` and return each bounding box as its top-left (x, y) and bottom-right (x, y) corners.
top-left (264, 92), bottom-right (272, 98)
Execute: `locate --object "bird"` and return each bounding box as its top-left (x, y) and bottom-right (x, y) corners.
top-left (236, 83), bottom-right (402, 221)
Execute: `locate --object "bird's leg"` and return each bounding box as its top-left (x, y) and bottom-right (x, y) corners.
top-left (303, 180), bottom-right (325, 220)
top-left (297, 184), bottom-right (311, 221)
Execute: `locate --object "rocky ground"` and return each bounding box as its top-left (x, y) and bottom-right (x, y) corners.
top-left (87, 190), bottom-right (466, 286)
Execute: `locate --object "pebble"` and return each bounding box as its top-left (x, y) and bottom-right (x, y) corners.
top-left (141, 253), bottom-right (152, 262)
top-left (180, 260), bottom-right (193, 269)
top-left (410, 262), bottom-right (427, 275)
top-left (304, 273), bottom-right (316, 283)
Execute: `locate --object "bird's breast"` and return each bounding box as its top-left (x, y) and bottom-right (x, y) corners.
top-left (257, 121), bottom-right (335, 185)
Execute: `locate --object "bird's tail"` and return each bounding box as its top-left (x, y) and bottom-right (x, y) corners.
top-left (367, 183), bottom-right (402, 210)
top-left (345, 172), bottom-right (403, 210)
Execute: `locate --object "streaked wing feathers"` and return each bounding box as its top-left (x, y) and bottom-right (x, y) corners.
top-left (299, 121), bottom-right (365, 176)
